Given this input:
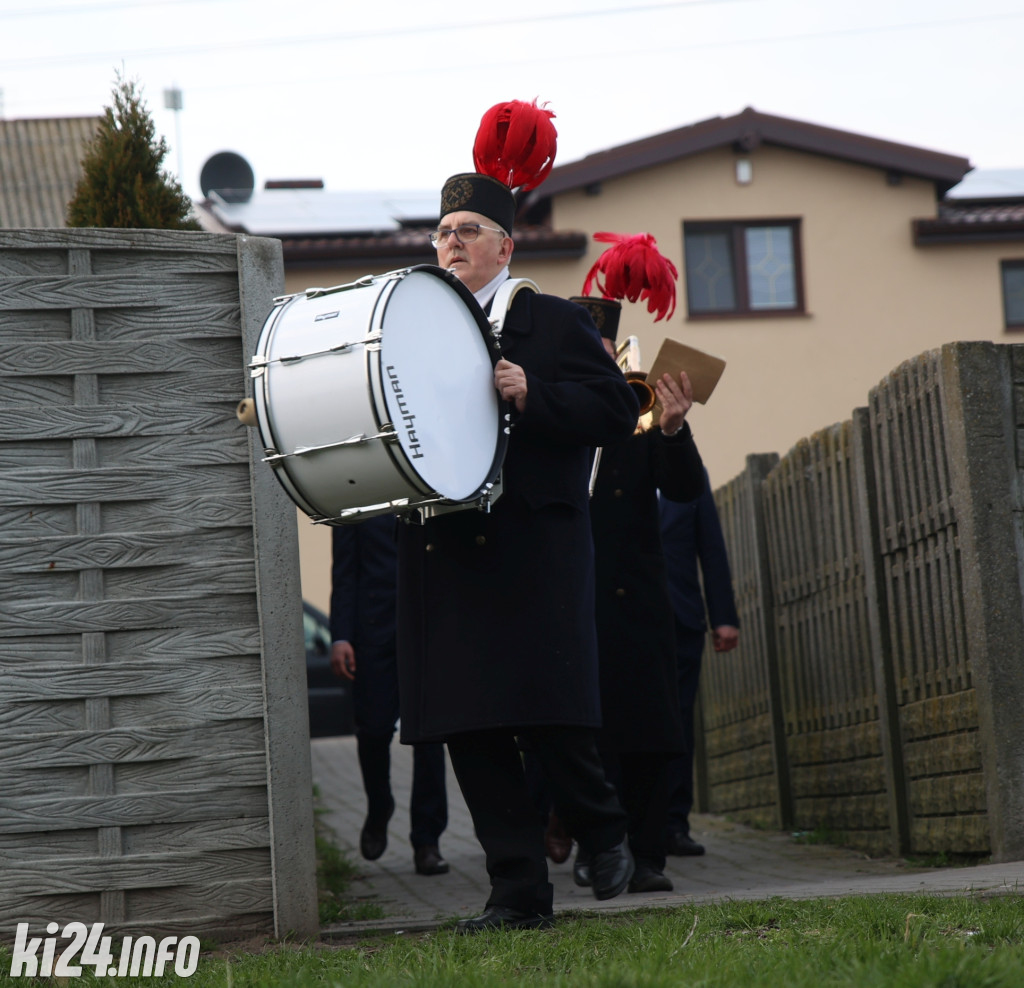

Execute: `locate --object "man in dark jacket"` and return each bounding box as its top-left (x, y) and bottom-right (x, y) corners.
top-left (659, 472), bottom-right (740, 855)
top-left (396, 170), bottom-right (640, 932)
top-left (330, 518), bottom-right (449, 876)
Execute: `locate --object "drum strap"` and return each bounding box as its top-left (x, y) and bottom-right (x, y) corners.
top-left (488, 277), bottom-right (540, 341)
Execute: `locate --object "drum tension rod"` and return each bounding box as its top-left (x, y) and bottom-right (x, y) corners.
top-left (248, 339), bottom-right (369, 371)
top-left (305, 274), bottom-right (377, 299)
top-left (262, 428), bottom-right (396, 463)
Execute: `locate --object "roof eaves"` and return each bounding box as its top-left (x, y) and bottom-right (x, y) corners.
top-left (528, 108), bottom-right (972, 205)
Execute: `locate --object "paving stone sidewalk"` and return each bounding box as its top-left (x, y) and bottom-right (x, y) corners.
top-left (311, 736), bottom-right (1024, 938)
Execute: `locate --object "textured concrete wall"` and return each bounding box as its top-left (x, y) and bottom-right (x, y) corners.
top-left (0, 229), bottom-right (316, 942)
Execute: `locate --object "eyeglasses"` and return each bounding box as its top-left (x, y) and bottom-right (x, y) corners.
top-left (429, 223), bottom-right (506, 247)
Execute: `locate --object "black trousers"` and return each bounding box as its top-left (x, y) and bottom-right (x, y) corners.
top-left (665, 622), bottom-right (705, 834)
top-left (354, 645), bottom-right (447, 848)
top-left (446, 725), bottom-right (626, 915)
top-left (600, 751), bottom-right (672, 871)
top-left (357, 736), bottom-right (448, 848)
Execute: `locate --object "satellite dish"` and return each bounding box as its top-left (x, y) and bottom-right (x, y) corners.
top-left (200, 151), bottom-right (255, 203)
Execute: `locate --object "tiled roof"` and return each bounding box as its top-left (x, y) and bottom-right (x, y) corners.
top-left (938, 202), bottom-right (1024, 224)
top-left (0, 116), bottom-right (100, 228)
top-left (914, 201), bottom-right (1024, 245)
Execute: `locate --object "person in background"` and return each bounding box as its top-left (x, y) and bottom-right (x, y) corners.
top-left (659, 471), bottom-right (740, 856)
top-left (330, 517), bottom-right (449, 877)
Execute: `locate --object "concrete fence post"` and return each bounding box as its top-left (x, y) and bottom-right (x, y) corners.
top-left (237, 236), bottom-right (319, 936)
top-left (747, 453), bottom-right (793, 830)
top-left (941, 342), bottom-right (1024, 862)
top-left (851, 406), bottom-right (910, 856)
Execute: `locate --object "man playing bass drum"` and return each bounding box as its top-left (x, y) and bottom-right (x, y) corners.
top-left (396, 100), bottom-right (641, 933)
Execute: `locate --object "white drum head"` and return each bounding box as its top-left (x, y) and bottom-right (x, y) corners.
top-left (378, 270), bottom-right (501, 502)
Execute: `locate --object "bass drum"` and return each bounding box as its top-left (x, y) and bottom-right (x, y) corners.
top-left (249, 265), bottom-right (514, 523)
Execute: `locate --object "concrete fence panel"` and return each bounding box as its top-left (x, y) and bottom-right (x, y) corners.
top-left (0, 229), bottom-right (317, 941)
top-left (702, 341), bottom-right (1024, 859)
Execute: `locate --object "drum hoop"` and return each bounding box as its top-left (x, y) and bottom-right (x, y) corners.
top-left (251, 297), bottom-right (325, 519)
top-left (369, 264), bottom-right (513, 505)
top-left (365, 274), bottom-right (435, 500)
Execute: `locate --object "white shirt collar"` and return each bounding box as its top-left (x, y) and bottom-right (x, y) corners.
top-left (474, 267), bottom-right (511, 310)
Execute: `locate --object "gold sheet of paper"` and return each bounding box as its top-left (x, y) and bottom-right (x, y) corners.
top-left (646, 339), bottom-right (726, 418)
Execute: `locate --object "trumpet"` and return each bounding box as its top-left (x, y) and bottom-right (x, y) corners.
top-left (589, 335), bottom-right (653, 495)
top-left (614, 335), bottom-right (656, 415)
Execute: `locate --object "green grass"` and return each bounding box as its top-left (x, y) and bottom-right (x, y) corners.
top-left (6, 893), bottom-right (1022, 987)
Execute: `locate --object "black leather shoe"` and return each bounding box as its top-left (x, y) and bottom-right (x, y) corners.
top-left (414, 844), bottom-right (450, 876)
top-left (572, 848), bottom-right (591, 888)
top-left (590, 841), bottom-right (634, 901)
top-left (628, 864), bottom-right (674, 893)
top-left (667, 830), bottom-right (705, 856)
top-left (544, 812), bottom-right (573, 864)
top-left (456, 906), bottom-right (555, 933)
top-left (359, 795), bottom-right (395, 861)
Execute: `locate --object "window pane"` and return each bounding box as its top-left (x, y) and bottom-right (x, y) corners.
top-left (1003, 263), bottom-right (1024, 327)
top-left (685, 231), bottom-right (737, 312)
top-left (745, 226), bottom-right (796, 310)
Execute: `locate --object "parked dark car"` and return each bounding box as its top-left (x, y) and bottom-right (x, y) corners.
top-left (304, 600), bottom-right (355, 737)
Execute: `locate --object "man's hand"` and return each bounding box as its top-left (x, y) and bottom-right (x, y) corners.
top-left (656, 371), bottom-right (693, 437)
top-left (712, 625), bottom-right (739, 653)
top-left (331, 641), bottom-right (356, 680)
top-left (495, 358), bottom-right (528, 413)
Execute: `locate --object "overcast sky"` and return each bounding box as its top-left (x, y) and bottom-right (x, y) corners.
top-left (3, 0), bottom-right (1021, 202)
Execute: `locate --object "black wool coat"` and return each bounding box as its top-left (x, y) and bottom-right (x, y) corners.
top-left (396, 291), bottom-right (640, 743)
top-left (589, 425), bottom-right (705, 752)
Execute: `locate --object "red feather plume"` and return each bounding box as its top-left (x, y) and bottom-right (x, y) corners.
top-left (472, 99), bottom-right (557, 192)
top-left (581, 232), bottom-right (678, 322)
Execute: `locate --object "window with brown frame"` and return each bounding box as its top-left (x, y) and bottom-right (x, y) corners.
top-left (683, 219), bottom-right (805, 318)
top-left (1002, 260), bottom-right (1024, 330)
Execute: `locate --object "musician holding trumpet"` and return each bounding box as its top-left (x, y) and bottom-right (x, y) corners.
top-left (569, 232), bottom-right (706, 896)
top-left (395, 101), bottom-right (642, 933)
